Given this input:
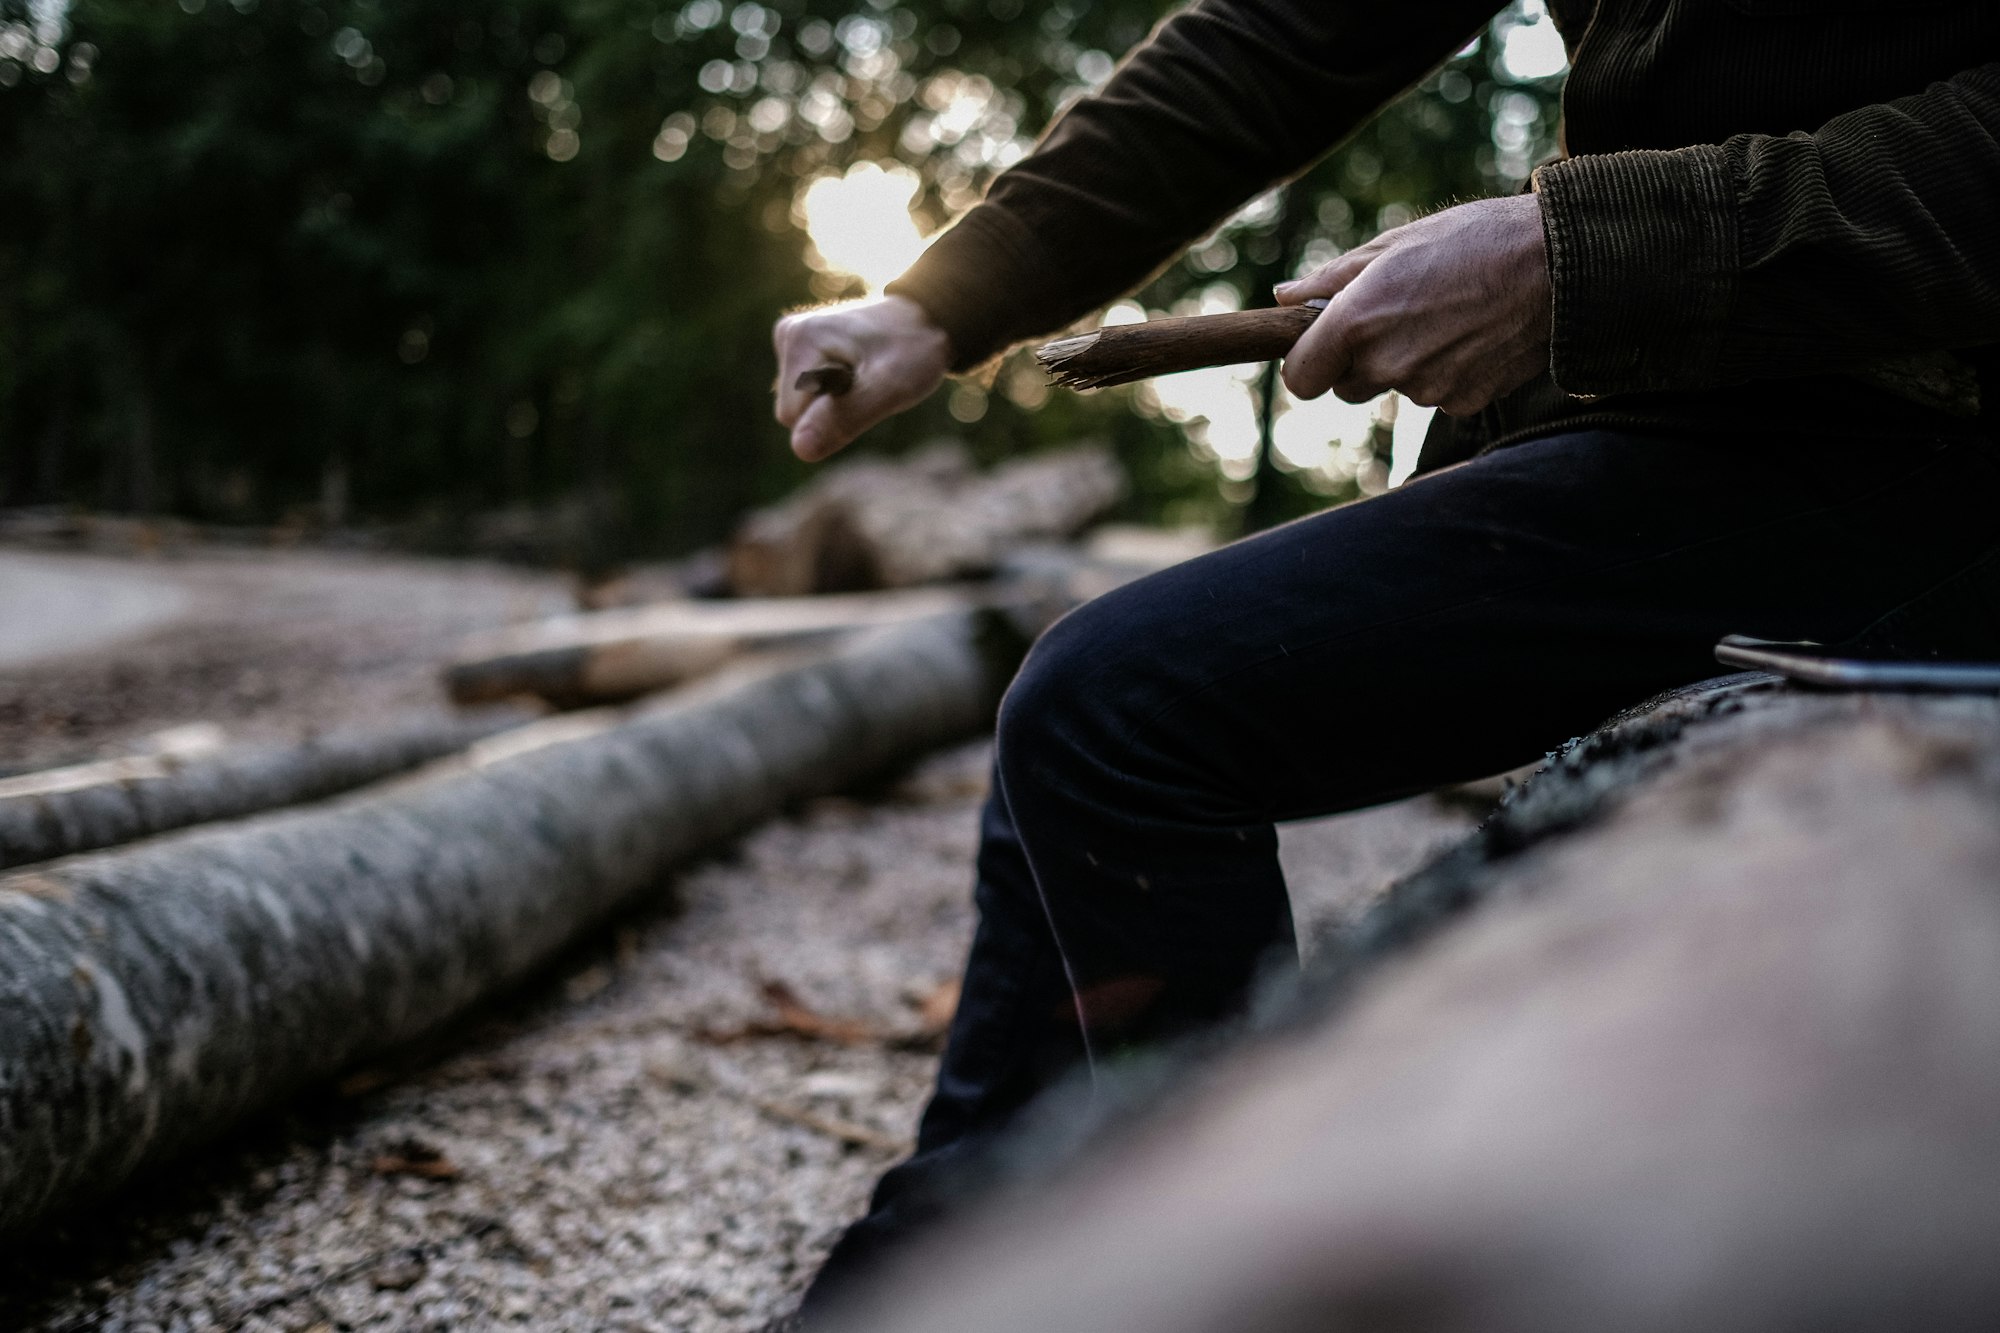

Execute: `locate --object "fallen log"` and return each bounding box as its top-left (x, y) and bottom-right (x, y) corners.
top-left (727, 443), bottom-right (1126, 596)
top-left (833, 680), bottom-right (2000, 1332)
top-left (449, 527), bottom-right (1216, 709)
top-left (444, 586), bottom-right (979, 707)
top-left (0, 610), bottom-right (1021, 1235)
top-left (0, 711), bottom-right (530, 871)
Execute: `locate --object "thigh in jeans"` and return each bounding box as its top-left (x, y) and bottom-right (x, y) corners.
top-left (987, 424), bottom-right (2000, 1041)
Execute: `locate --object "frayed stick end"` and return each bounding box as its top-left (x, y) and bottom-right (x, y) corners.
top-left (1035, 331), bottom-right (1146, 391)
top-left (1034, 304), bottom-right (1321, 392)
top-left (1034, 333), bottom-right (1115, 390)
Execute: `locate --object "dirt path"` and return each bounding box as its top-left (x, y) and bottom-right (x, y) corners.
top-left (0, 544), bottom-right (1483, 1332)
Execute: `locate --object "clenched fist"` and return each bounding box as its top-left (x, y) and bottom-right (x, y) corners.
top-left (772, 295), bottom-right (953, 462)
top-left (1275, 193), bottom-right (1552, 417)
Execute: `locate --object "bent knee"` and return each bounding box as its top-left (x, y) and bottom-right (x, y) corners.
top-left (995, 598), bottom-right (1130, 770)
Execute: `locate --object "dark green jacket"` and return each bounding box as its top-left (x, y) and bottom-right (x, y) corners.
top-left (889, 0), bottom-right (2000, 439)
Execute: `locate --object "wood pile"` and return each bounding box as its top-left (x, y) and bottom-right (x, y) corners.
top-left (726, 443), bottom-right (1126, 596)
top-left (442, 445), bottom-right (1200, 709)
top-left (830, 678), bottom-right (2000, 1333)
top-left (0, 445), bottom-right (1212, 1235)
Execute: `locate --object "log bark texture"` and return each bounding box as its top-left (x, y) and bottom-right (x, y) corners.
top-left (834, 679), bottom-right (2000, 1333)
top-left (1035, 304), bottom-right (1322, 390)
top-left (0, 712), bottom-right (529, 871)
top-left (727, 444), bottom-right (1126, 596)
top-left (0, 612), bottom-right (1019, 1236)
top-left (444, 586), bottom-right (979, 707)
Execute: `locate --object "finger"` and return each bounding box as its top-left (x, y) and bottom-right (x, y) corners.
top-left (1280, 304), bottom-right (1360, 400)
top-left (772, 321), bottom-right (814, 428)
top-left (1330, 366), bottom-right (1393, 405)
top-left (774, 327), bottom-right (858, 429)
top-left (1332, 341), bottom-right (1419, 405)
top-left (1273, 241), bottom-right (1385, 306)
top-left (790, 395), bottom-right (847, 462)
top-left (790, 370), bottom-right (906, 462)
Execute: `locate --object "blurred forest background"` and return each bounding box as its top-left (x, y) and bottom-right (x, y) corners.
top-left (0, 0), bottom-right (1564, 566)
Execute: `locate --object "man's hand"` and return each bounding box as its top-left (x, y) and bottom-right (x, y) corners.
top-left (772, 295), bottom-right (953, 462)
top-left (1274, 194), bottom-right (1551, 416)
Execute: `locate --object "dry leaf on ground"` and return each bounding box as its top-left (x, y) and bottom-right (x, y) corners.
top-left (368, 1138), bottom-right (460, 1181)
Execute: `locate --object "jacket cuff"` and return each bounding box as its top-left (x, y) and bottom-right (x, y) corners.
top-left (1533, 146), bottom-right (1740, 396)
top-left (885, 205), bottom-right (1049, 372)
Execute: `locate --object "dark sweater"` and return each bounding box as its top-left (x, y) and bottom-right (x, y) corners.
top-left (887, 0), bottom-right (2000, 431)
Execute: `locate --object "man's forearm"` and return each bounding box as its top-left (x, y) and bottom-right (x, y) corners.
top-left (890, 0), bottom-right (1501, 369)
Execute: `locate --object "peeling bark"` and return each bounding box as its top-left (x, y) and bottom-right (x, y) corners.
top-left (0, 611), bottom-right (1020, 1235)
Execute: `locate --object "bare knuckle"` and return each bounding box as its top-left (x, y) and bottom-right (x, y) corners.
top-left (1379, 352), bottom-right (1424, 386)
top-left (1351, 346), bottom-right (1398, 387)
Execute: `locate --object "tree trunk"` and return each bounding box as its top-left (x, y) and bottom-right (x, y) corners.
top-left (0, 611), bottom-right (1021, 1235)
top-left (0, 710), bottom-right (531, 871)
top-left (834, 679), bottom-right (2000, 1333)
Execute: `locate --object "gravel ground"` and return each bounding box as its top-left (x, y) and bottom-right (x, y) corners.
top-left (0, 545), bottom-right (1483, 1332)
top-left (0, 547), bottom-right (572, 769)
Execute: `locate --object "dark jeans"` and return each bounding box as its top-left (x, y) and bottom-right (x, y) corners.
top-left (801, 419), bottom-right (2000, 1314)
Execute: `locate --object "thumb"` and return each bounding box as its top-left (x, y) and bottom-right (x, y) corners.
top-left (790, 370), bottom-right (906, 462)
top-left (789, 395), bottom-right (849, 462)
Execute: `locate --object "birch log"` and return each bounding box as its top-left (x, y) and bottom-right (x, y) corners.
top-left (0, 611), bottom-right (1019, 1235)
top-left (0, 711), bottom-right (529, 870)
top-left (834, 681), bottom-right (2000, 1333)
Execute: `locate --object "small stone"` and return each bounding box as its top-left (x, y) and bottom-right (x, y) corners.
top-left (370, 1258), bottom-right (426, 1292)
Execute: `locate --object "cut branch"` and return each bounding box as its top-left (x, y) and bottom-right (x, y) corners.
top-left (1036, 304), bottom-right (1323, 390)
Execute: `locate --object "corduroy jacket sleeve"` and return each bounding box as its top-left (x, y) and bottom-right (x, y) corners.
top-left (1535, 62), bottom-right (2000, 397)
top-left (888, 0), bottom-right (1502, 370)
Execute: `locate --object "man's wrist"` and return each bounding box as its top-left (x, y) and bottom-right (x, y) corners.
top-left (884, 206), bottom-right (1046, 373)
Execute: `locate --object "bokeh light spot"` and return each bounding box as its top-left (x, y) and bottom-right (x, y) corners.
top-left (798, 161), bottom-right (930, 293)
top-left (1499, 0), bottom-right (1568, 81)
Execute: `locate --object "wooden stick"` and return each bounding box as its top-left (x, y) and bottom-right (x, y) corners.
top-left (1036, 302), bottom-right (1325, 390)
top-left (795, 364), bottom-right (854, 397)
